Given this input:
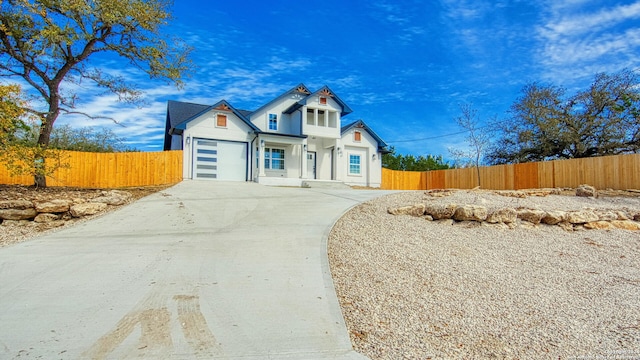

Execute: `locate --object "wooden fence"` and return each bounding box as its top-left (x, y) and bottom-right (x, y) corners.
top-left (0, 150), bottom-right (183, 188)
top-left (381, 153), bottom-right (640, 191)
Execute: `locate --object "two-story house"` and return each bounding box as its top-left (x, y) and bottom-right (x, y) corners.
top-left (163, 84), bottom-right (389, 187)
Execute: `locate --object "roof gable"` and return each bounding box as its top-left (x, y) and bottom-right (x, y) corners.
top-left (341, 119), bottom-right (389, 152)
top-left (248, 83), bottom-right (311, 117)
top-left (170, 100), bottom-right (261, 132)
top-left (283, 84), bottom-right (353, 116)
top-left (312, 86), bottom-right (353, 116)
top-left (164, 100), bottom-right (211, 149)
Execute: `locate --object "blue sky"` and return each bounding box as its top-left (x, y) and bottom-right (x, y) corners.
top-left (55, 0), bottom-right (640, 159)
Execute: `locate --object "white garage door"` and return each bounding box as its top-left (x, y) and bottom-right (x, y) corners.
top-left (193, 139), bottom-right (247, 181)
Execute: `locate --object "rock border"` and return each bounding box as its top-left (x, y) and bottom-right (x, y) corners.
top-left (0, 190), bottom-right (133, 230)
top-left (388, 204), bottom-right (640, 231)
top-left (389, 186), bottom-right (640, 231)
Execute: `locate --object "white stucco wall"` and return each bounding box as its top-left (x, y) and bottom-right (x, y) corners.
top-left (339, 128), bottom-right (382, 187)
top-left (181, 110), bottom-right (256, 180)
top-left (301, 95), bottom-right (342, 139)
top-left (249, 94), bottom-right (301, 134)
top-left (306, 138), bottom-right (337, 181)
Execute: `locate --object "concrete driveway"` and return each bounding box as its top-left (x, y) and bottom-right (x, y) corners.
top-left (0, 181), bottom-right (391, 359)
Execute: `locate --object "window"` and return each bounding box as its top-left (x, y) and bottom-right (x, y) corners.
top-left (216, 114), bottom-right (227, 127)
top-left (306, 109), bottom-right (315, 125)
top-left (354, 131), bottom-right (362, 142)
top-left (349, 154), bottom-right (361, 175)
top-left (268, 113), bottom-right (278, 131)
top-left (264, 148), bottom-right (285, 170)
top-left (319, 96), bottom-right (327, 105)
top-left (318, 110), bottom-right (325, 127)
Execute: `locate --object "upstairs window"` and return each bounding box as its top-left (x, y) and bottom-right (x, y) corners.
top-left (216, 114), bottom-right (227, 128)
top-left (319, 96), bottom-right (327, 105)
top-left (268, 113), bottom-right (278, 131)
top-left (354, 131), bottom-right (362, 142)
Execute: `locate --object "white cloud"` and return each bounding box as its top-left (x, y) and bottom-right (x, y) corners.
top-left (536, 1), bottom-right (640, 83)
top-left (541, 1), bottom-right (640, 40)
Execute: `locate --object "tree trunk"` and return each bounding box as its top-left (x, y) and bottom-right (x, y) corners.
top-left (34, 98), bottom-right (59, 188)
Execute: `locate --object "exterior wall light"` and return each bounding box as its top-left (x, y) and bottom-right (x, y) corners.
top-left (186, 135), bottom-right (191, 145)
top-left (260, 139), bottom-right (265, 147)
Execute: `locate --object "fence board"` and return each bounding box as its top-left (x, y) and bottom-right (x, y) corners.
top-left (0, 150), bottom-right (183, 188)
top-left (382, 153), bottom-right (640, 191)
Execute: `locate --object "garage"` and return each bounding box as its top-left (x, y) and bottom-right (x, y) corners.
top-left (192, 138), bottom-right (247, 181)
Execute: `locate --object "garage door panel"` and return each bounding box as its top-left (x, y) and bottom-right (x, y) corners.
top-left (193, 139), bottom-right (246, 181)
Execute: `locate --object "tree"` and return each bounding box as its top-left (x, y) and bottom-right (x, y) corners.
top-left (0, 0), bottom-right (191, 186)
top-left (382, 147), bottom-right (450, 171)
top-left (21, 124), bottom-right (138, 152)
top-left (0, 84), bottom-right (69, 181)
top-left (487, 70), bottom-right (640, 164)
top-left (448, 104), bottom-right (492, 186)
top-left (0, 83), bottom-right (29, 148)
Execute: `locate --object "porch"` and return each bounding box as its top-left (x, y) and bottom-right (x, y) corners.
top-left (254, 133), bottom-right (341, 186)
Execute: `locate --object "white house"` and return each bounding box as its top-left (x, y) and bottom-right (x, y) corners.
top-left (163, 84), bottom-right (389, 187)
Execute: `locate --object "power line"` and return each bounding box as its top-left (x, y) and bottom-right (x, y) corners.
top-left (387, 124), bottom-right (493, 143)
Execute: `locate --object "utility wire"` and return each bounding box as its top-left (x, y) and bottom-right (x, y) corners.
top-left (387, 124), bottom-right (493, 143)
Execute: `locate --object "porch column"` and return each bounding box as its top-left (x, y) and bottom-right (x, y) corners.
top-left (301, 139), bottom-right (308, 179)
top-left (259, 136), bottom-right (266, 177)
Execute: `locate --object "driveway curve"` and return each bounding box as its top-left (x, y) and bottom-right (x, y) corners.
top-left (0, 181), bottom-right (391, 359)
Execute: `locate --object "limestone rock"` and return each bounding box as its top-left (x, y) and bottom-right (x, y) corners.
top-left (0, 200), bottom-right (33, 210)
top-left (615, 211), bottom-right (630, 221)
top-left (566, 210), bottom-right (599, 224)
top-left (541, 211), bottom-right (566, 225)
top-left (576, 184), bottom-right (597, 198)
top-left (454, 220), bottom-right (482, 228)
top-left (435, 219), bottom-right (455, 226)
top-left (595, 210), bottom-right (618, 221)
top-left (70, 202), bottom-right (108, 217)
top-left (495, 190), bottom-right (527, 198)
top-left (425, 189), bottom-right (455, 197)
top-left (38, 220), bottom-right (66, 229)
top-left (34, 213), bottom-right (61, 223)
top-left (424, 215), bottom-right (434, 221)
top-left (584, 221), bottom-right (615, 230)
top-left (453, 205), bottom-right (488, 222)
top-left (486, 208), bottom-right (517, 224)
top-left (34, 199), bottom-right (72, 213)
top-left (517, 208), bottom-right (546, 224)
top-left (387, 204), bottom-right (425, 216)
top-left (610, 220), bottom-right (640, 231)
top-left (1, 219), bottom-right (32, 227)
top-left (0, 208), bottom-right (37, 221)
top-left (91, 190), bottom-right (132, 206)
top-left (425, 204), bottom-right (457, 220)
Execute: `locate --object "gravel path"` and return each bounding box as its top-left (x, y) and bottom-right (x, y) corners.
top-left (329, 190), bottom-right (640, 359)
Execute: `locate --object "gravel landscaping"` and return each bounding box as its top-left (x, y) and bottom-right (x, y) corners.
top-left (329, 190), bottom-right (640, 359)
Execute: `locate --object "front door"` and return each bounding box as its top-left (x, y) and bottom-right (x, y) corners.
top-left (307, 152), bottom-right (316, 179)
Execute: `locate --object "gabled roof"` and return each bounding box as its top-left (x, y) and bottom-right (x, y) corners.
top-left (164, 100), bottom-right (210, 150)
top-left (283, 84), bottom-right (353, 117)
top-left (250, 83), bottom-right (311, 117)
top-left (171, 100), bottom-right (261, 132)
top-left (341, 119), bottom-right (391, 153)
top-left (314, 85), bottom-right (353, 116)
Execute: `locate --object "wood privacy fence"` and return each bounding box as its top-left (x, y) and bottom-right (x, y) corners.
top-left (0, 150), bottom-right (183, 188)
top-left (381, 153), bottom-right (640, 191)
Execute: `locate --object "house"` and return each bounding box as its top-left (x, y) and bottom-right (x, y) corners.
top-left (163, 84), bottom-right (389, 187)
